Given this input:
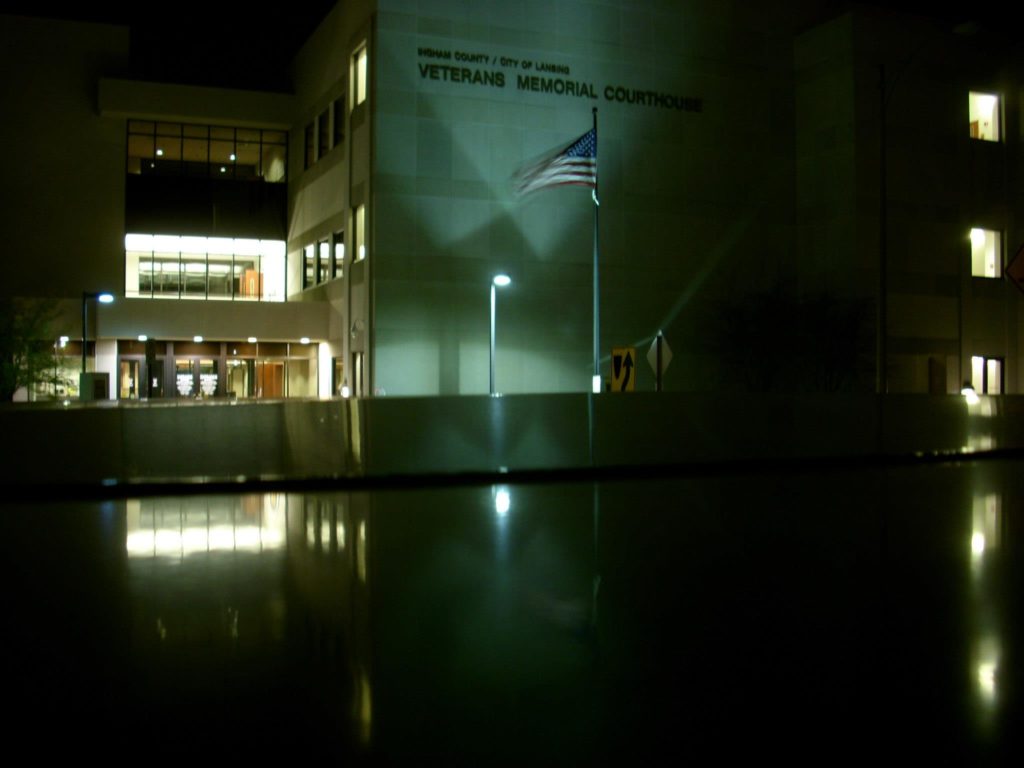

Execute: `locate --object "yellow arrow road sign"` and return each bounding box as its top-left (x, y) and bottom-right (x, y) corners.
top-left (611, 347), bottom-right (636, 391)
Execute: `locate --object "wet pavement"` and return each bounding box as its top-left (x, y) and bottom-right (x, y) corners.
top-left (1, 459), bottom-right (1020, 763)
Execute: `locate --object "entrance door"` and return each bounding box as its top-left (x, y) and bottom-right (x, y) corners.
top-left (227, 359), bottom-right (254, 398)
top-left (119, 359), bottom-right (140, 399)
top-left (198, 359), bottom-right (218, 397)
top-left (256, 361), bottom-right (285, 398)
top-left (175, 359), bottom-right (196, 397)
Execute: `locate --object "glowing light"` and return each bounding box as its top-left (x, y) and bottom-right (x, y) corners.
top-left (592, 375), bottom-right (602, 394)
top-left (493, 274), bottom-right (511, 287)
top-left (127, 523), bottom-right (283, 558)
top-left (229, 153), bottom-right (237, 161)
top-left (58, 335), bottom-right (69, 347)
top-left (193, 335), bottom-right (203, 343)
top-left (341, 384), bottom-right (351, 398)
top-left (156, 148), bottom-right (164, 156)
top-left (300, 337), bottom-right (310, 344)
top-left (219, 166), bottom-right (226, 173)
top-left (961, 383), bottom-right (979, 406)
top-left (247, 336), bottom-right (257, 343)
top-left (494, 487), bottom-right (511, 516)
top-left (137, 334), bottom-right (148, 342)
top-left (97, 293), bottom-right (114, 304)
top-left (971, 532), bottom-right (986, 556)
top-left (976, 94), bottom-right (997, 116)
top-left (970, 228), bottom-right (986, 249)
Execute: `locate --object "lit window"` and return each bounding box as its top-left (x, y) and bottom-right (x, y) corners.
top-left (124, 234), bottom-right (285, 302)
top-left (970, 228), bottom-right (1001, 278)
top-left (353, 44), bottom-right (367, 106)
top-left (969, 92), bottom-right (1000, 142)
top-left (971, 355), bottom-right (1003, 394)
top-left (319, 240), bottom-right (330, 284)
top-left (354, 205), bottom-right (366, 261)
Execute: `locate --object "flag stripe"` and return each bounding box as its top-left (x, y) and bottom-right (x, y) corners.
top-left (513, 128), bottom-right (597, 196)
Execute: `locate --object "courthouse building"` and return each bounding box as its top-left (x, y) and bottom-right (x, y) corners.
top-left (2, 1), bottom-right (1022, 399)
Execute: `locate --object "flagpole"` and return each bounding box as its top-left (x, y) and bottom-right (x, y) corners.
top-left (592, 106), bottom-right (600, 393)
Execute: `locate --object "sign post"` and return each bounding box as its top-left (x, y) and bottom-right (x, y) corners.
top-left (646, 331), bottom-right (672, 391)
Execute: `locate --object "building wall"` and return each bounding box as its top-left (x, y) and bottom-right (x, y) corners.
top-left (365, 0), bottom-right (804, 395)
top-left (795, 9), bottom-right (1024, 394)
top-left (290, 0), bottom-right (376, 395)
top-left (0, 16), bottom-right (130, 300)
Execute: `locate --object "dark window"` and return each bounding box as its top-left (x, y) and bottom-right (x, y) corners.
top-left (127, 121), bottom-right (287, 182)
top-left (304, 244), bottom-right (316, 289)
top-left (318, 109), bottom-right (330, 159)
top-left (333, 96), bottom-right (345, 146)
top-left (332, 230), bottom-right (344, 279)
top-left (304, 123), bottom-right (314, 169)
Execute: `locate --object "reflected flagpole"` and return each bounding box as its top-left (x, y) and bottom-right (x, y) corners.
top-left (592, 107), bottom-right (601, 393)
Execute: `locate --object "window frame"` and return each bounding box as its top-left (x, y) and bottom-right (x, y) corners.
top-left (968, 91), bottom-right (1001, 142)
top-left (969, 227), bottom-right (1003, 279)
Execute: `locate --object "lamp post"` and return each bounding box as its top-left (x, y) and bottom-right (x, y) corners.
top-left (490, 274), bottom-right (511, 395)
top-left (81, 291), bottom-right (114, 374)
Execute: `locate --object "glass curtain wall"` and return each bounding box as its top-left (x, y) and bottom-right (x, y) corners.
top-left (126, 235), bottom-right (285, 302)
top-left (128, 121), bottom-right (287, 182)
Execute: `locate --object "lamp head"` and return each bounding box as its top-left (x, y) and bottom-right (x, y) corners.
top-left (492, 274), bottom-right (511, 287)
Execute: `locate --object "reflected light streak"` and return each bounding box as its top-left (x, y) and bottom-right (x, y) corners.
top-left (973, 635), bottom-right (1000, 707)
top-left (978, 662), bottom-right (997, 700)
top-left (357, 521), bottom-right (367, 582)
top-left (971, 532), bottom-right (986, 557)
top-left (356, 668), bottom-right (373, 745)
top-left (127, 524), bottom-right (283, 558)
top-left (495, 487), bottom-right (511, 516)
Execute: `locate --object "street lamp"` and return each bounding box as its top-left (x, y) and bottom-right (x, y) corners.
top-left (81, 291), bottom-right (113, 374)
top-left (490, 274), bottom-right (511, 395)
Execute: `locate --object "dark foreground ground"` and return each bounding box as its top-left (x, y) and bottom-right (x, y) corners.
top-left (2, 458), bottom-right (1021, 764)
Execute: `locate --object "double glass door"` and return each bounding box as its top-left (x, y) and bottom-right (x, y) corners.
top-left (175, 359), bottom-right (219, 398)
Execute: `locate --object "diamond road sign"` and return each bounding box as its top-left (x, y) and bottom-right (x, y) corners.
top-left (647, 333), bottom-right (672, 377)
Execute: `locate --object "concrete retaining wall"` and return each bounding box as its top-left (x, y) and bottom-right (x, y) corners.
top-left (0, 393), bottom-right (1020, 488)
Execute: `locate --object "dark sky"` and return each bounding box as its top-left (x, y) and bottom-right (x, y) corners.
top-left (0, 1), bottom-right (1015, 91)
top-left (0, 1), bottom-right (338, 90)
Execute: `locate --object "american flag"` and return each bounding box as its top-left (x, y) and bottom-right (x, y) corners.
top-left (513, 128), bottom-right (597, 196)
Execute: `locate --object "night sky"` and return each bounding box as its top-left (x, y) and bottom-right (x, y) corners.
top-left (0, 1), bottom-right (338, 90)
top-left (0, 1), bottom-right (1016, 91)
